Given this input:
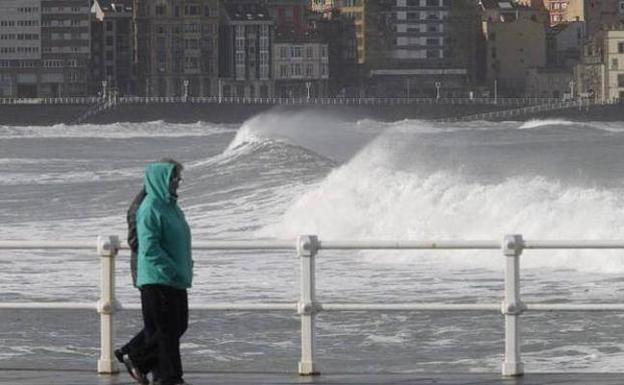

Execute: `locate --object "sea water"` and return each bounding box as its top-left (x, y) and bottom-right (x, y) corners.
top-left (2, 112), bottom-right (624, 373)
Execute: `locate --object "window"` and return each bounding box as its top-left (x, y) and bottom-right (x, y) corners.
top-left (619, 42), bottom-right (624, 54)
top-left (185, 5), bottom-right (200, 16)
top-left (427, 49), bottom-right (440, 58)
top-left (292, 63), bottom-right (302, 76)
top-left (155, 5), bottom-right (166, 16)
top-left (306, 46), bottom-right (314, 58)
top-left (427, 38), bottom-right (439, 46)
top-left (613, 58), bottom-right (619, 69)
top-left (280, 64), bottom-right (288, 77)
top-left (291, 46), bottom-right (303, 58)
top-left (306, 64), bottom-right (314, 77)
top-left (619, 74), bottom-right (624, 87)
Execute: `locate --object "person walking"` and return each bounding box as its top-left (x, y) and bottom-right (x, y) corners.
top-left (121, 160), bottom-right (193, 385)
top-left (115, 186), bottom-right (147, 383)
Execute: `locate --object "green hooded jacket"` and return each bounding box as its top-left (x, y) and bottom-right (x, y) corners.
top-left (136, 162), bottom-right (193, 289)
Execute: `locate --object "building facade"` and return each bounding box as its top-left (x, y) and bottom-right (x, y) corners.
top-left (335, 0), bottom-right (365, 64)
top-left (483, 18), bottom-right (547, 95)
top-left (364, 0), bottom-right (479, 97)
top-left (135, 0), bottom-right (220, 97)
top-left (41, 0), bottom-right (91, 97)
top-left (0, 0), bottom-right (41, 97)
top-left (273, 40), bottom-right (328, 97)
top-left (266, 0), bottom-right (307, 38)
top-left (584, 0), bottom-right (624, 36)
top-left (604, 29), bottom-right (624, 100)
top-left (0, 0), bottom-right (90, 98)
top-left (91, 0), bottom-right (134, 96)
top-left (526, 67), bottom-right (573, 97)
top-left (575, 28), bottom-right (624, 101)
top-left (219, 2), bottom-right (273, 98)
top-left (543, 0), bottom-right (584, 25)
top-left (547, 21), bottom-right (585, 68)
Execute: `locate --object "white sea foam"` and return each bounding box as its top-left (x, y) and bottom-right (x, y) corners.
top-left (224, 110), bottom-right (385, 162)
top-left (259, 126), bottom-right (624, 274)
top-left (519, 119), bottom-right (577, 129)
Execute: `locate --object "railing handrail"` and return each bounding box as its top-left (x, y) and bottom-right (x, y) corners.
top-left (4, 238), bottom-right (624, 250)
top-left (3, 235), bottom-right (624, 377)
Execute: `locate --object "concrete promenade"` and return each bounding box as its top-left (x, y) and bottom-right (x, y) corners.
top-left (2, 370), bottom-right (624, 385)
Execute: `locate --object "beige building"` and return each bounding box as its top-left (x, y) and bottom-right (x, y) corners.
top-left (135, 0), bottom-right (220, 97)
top-left (483, 18), bottom-right (547, 95)
top-left (543, 0), bottom-right (584, 25)
top-left (604, 29), bottom-right (624, 100)
top-left (576, 29), bottom-right (624, 101)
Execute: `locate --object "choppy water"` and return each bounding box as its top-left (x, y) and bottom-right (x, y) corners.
top-left (3, 112), bottom-right (624, 373)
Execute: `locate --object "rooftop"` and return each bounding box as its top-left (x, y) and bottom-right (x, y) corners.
top-left (225, 3), bottom-right (272, 22)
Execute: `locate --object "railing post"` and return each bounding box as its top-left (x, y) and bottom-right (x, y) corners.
top-left (501, 234), bottom-right (525, 376)
top-left (97, 235), bottom-right (120, 374)
top-left (297, 235), bottom-right (320, 375)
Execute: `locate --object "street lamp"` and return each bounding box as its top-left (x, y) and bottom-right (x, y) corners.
top-left (183, 79), bottom-right (189, 100)
top-left (569, 80), bottom-right (575, 100)
top-left (494, 79), bottom-right (498, 105)
top-left (306, 81), bottom-right (311, 100)
top-left (435, 81), bottom-right (441, 100)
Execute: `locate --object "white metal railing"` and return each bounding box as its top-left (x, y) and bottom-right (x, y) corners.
top-left (2, 235), bottom-right (624, 376)
top-left (0, 96), bottom-right (570, 107)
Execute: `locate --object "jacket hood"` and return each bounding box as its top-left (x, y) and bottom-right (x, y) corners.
top-left (144, 162), bottom-right (176, 203)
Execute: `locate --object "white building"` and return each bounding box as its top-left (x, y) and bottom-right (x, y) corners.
top-left (273, 41), bottom-right (329, 97)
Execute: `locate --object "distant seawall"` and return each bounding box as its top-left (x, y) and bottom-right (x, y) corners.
top-left (0, 97), bottom-right (622, 126)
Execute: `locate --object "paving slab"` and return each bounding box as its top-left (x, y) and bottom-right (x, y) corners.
top-left (1, 370), bottom-right (624, 385)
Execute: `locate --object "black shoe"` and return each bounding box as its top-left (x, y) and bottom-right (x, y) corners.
top-left (114, 348), bottom-right (124, 364)
top-left (122, 356), bottom-right (149, 385)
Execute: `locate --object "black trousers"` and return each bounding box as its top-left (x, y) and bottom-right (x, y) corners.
top-left (129, 284), bottom-right (188, 385)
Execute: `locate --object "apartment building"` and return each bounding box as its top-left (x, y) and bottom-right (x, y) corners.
top-left (219, 2), bottom-right (273, 97)
top-left (0, 0), bottom-right (41, 97)
top-left (480, 0), bottom-right (548, 95)
top-left (41, 0), bottom-right (91, 97)
top-left (308, 11), bottom-right (358, 96)
top-left (91, 0), bottom-right (134, 95)
top-left (543, 0), bottom-right (584, 25)
top-left (0, 0), bottom-right (91, 97)
top-left (547, 20), bottom-right (585, 67)
top-left (335, 0), bottom-right (365, 64)
top-left (135, 0), bottom-right (220, 97)
top-left (585, 0), bottom-right (624, 36)
top-left (576, 28), bottom-right (624, 101)
top-left (603, 29), bottom-right (624, 99)
top-left (365, 0), bottom-right (479, 97)
top-left (273, 40), bottom-right (329, 97)
top-left (266, 0), bottom-right (307, 38)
